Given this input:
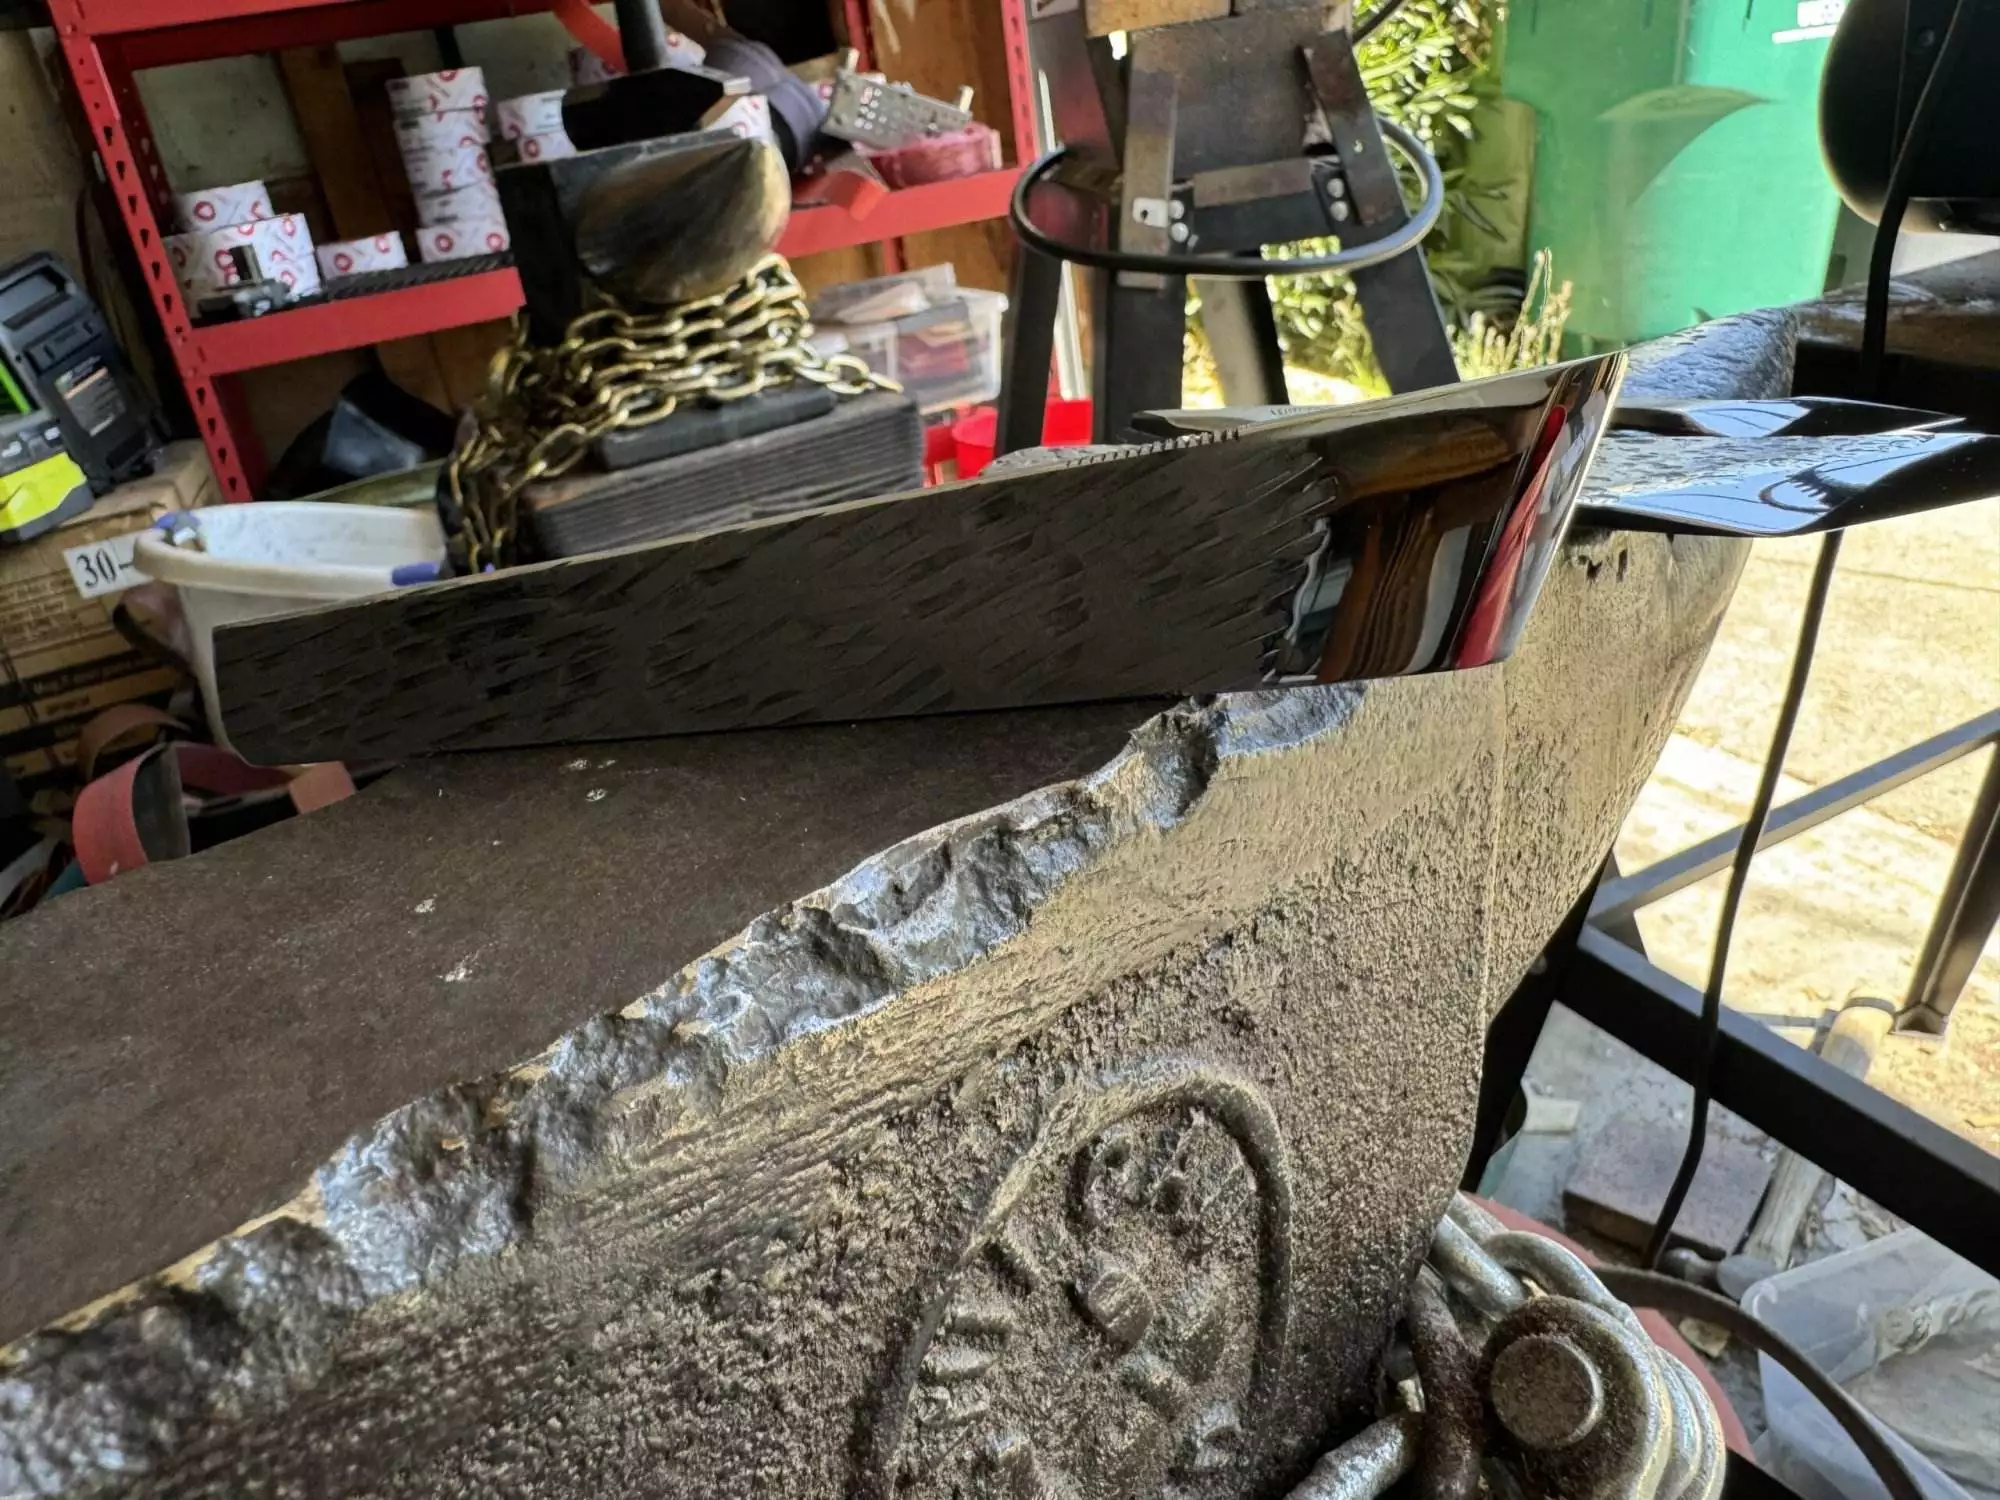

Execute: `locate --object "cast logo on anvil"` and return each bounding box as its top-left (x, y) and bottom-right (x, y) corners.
top-left (864, 1065), bottom-right (1294, 1497)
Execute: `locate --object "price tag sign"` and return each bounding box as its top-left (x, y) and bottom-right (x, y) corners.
top-left (63, 531), bottom-right (144, 600)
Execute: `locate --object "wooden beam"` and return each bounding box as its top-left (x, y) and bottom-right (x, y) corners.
top-left (277, 44), bottom-right (395, 237)
top-left (1083, 0), bottom-right (1228, 38)
top-left (1718, 999), bottom-right (1896, 1294)
top-left (279, 47), bottom-right (455, 411)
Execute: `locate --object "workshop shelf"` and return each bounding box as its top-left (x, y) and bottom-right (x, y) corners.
top-left (191, 166), bottom-right (1024, 374)
top-left (190, 269), bottom-right (525, 375)
top-left (778, 168), bottom-right (1024, 260)
top-left (48, 0), bottom-right (1036, 500)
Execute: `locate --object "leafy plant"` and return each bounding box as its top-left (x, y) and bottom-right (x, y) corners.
top-left (1452, 247), bottom-right (1571, 378)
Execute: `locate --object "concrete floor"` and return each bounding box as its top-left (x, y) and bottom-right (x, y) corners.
top-left (1486, 497), bottom-right (2000, 1449)
top-left (1617, 501), bottom-right (2000, 1153)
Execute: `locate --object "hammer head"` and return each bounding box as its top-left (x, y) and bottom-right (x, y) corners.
top-left (575, 135), bottom-right (790, 307)
top-left (561, 63), bottom-right (749, 154)
top-left (498, 131), bottom-right (790, 341)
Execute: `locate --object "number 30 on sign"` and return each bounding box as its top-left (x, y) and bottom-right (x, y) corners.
top-left (63, 532), bottom-right (142, 600)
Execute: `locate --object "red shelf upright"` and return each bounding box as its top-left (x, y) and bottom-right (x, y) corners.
top-left (52, 1), bottom-right (249, 497)
top-left (46, 0), bottom-right (1037, 500)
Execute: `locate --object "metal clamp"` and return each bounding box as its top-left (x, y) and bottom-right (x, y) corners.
top-left (1289, 1195), bottom-right (1726, 1500)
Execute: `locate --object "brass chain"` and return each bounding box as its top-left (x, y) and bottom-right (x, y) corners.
top-left (442, 254), bottom-right (898, 572)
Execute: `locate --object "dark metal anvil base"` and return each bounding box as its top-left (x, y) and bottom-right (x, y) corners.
top-left (0, 314), bottom-right (1785, 1497)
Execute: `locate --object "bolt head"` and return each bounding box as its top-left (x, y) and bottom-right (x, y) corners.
top-left (1331, 201), bottom-right (1352, 222)
top-left (1490, 1333), bottom-right (1604, 1450)
top-left (1169, 222), bottom-right (1190, 243)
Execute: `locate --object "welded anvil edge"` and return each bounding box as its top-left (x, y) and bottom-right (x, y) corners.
top-left (0, 684), bottom-right (1368, 1491)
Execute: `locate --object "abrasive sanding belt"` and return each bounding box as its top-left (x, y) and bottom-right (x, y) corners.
top-left (868, 125), bottom-right (1002, 187)
top-left (67, 706), bottom-right (354, 885)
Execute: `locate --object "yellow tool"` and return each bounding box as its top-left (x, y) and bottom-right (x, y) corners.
top-left (0, 251), bottom-right (160, 542)
top-left (0, 447), bottom-right (91, 544)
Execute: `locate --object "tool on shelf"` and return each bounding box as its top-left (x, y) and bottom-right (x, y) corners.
top-left (500, 127), bottom-right (789, 340)
top-left (822, 70), bottom-right (975, 150)
top-left (0, 253), bottom-right (159, 543)
top-left (190, 246), bottom-right (299, 325)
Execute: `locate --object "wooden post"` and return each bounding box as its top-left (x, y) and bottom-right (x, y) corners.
top-left (1717, 998), bottom-right (1897, 1298)
top-left (278, 47), bottom-right (458, 412)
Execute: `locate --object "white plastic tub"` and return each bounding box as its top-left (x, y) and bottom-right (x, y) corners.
top-left (134, 500), bottom-right (446, 752)
top-left (1744, 1230), bottom-right (1998, 1500)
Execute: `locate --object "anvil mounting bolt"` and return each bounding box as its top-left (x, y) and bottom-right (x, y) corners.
top-left (1489, 1333), bottom-right (1605, 1450)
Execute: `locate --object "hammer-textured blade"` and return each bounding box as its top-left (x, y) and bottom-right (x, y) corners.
top-left (1576, 429), bottom-right (2000, 536)
top-left (212, 356), bottom-right (1623, 765)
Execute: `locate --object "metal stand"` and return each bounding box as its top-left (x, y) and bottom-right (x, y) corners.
top-left (997, 243), bottom-right (1064, 454)
top-left (1301, 31), bottom-right (1457, 394)
top-left (1195, 273), bottom-right (1289, 407)
top-left (1093, 268), bottom-right (1189, 435)
top-left (1465, 709), bottom-right (2000, 1279)
top-left (1902, 739), bottom-right (2000, 1033)
top-left (998, 5), bottom-right (1457, 449)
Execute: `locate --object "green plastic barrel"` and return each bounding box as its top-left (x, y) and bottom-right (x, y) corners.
top-left (1503, 0), bottom-right (1846, 350)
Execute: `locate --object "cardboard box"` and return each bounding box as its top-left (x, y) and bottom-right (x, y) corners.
top-left (0, 442), bottom-right (212, 809)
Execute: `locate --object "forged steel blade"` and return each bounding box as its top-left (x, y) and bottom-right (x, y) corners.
top-left (1606, 395), bottom-right (1964, 439)
top-left (1139, 397), bottom-right (2000, 538)
top-left (212, 355), bottom-right (1624, 766)
top-left (1575, 430), bottom-right (2000, 536)
top-left (1136, 394), bottom-right (1965, 441)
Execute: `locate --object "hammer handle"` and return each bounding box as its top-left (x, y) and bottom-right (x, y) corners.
top-left (614, 0), bottom-right (671, 71)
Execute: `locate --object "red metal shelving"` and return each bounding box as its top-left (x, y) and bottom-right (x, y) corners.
top-left (779, 167), bottom-right (1023, 257)
top-left (192, 169), bottom-right (1024, 374)
top-left (48, 0), bottom-right (1036, 500)
top-left (192, 268), bottom-right (526, 375)
top-left (82, 0), bottom-right (560, 59)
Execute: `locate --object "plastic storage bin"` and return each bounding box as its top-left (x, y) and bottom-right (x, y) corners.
top-left (1743, 1230), bottom-right (1998, 1500)
top-left (949, 398), bottom-right (1096, 479)
top-left (134, 500), bottom-right (446, 752)
top-left (811, 264), bottom-right (957, 325)
top-left (816, 289), bottom-right (1008, 414)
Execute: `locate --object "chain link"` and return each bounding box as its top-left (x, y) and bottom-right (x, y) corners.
top-left (441, 254), bottom-right (899, 572)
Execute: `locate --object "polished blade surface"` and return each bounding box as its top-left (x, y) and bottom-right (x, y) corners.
top-left (1577, 430), bottom-right (2000, 536)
